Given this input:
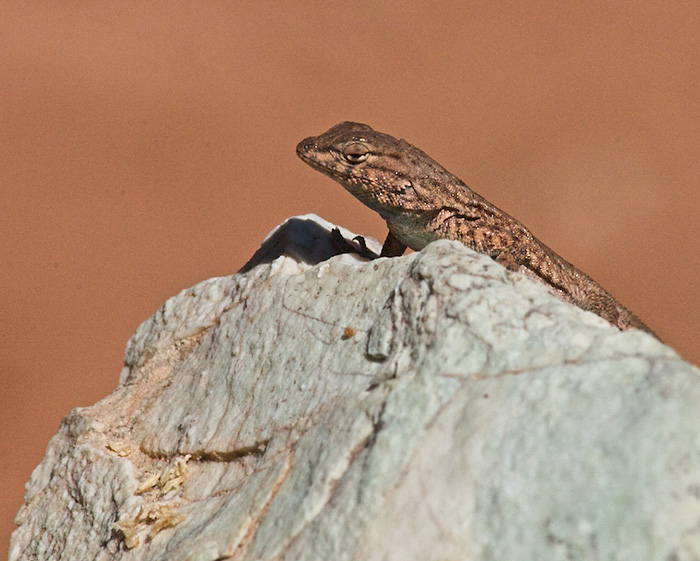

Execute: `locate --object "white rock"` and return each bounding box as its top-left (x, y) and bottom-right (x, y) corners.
top-left (10, 214), bottom-right (698, 561)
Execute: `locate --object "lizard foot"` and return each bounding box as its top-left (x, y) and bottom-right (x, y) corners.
top-left (330, 228), bottom-right (379, 259)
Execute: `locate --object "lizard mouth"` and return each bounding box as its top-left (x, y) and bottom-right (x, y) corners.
top-left (296, 142), bottom-right (343, 177)
top-left (296, 140), bottom-right (322, 168)
top-left (295, 136), bottom-right (315, 154)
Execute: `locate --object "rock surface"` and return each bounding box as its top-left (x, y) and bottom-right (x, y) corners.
top-left (9, 214), bottom-right (699, 561)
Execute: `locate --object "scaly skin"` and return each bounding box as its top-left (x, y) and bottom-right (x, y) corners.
top-left (297, 121), bottom-right (656, 336)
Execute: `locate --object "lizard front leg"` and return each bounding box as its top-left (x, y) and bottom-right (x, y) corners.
top-left (380, 230), bottom-right (408, 257)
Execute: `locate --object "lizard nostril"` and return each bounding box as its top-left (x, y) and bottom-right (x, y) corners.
top-left (296, 138), bottom-right (315, 155)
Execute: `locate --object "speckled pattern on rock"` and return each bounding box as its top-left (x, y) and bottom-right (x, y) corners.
top-left (10, 215), bottom-right (697, 561)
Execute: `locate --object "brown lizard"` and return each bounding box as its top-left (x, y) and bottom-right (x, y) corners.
top-left (296, 121), bottom-right (656, 336)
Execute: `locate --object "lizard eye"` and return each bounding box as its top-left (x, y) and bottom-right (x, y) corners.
top-left (342, 142), bottom-right (369, 164)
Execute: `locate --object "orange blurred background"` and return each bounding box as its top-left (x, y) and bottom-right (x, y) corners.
top-left (2, 2), bottom-right (698, 553)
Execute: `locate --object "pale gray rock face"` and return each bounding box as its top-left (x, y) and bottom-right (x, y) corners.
top-left (9, 214), bottom-right (698, 561)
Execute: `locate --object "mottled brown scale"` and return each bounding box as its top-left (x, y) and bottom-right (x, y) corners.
top-left (297, 121), bottom-right (656, 337)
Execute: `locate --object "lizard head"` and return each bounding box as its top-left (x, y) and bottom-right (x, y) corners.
top-left (296, 121), bottom-right (451, 218)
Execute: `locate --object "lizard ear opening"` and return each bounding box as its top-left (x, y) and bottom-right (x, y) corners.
top-left (342, 142), bottom-right (370, 164)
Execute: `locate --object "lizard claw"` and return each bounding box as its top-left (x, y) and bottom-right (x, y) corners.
top-left (330, 228), bottom-right (379, 259)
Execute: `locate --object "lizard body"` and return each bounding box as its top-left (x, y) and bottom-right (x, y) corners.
top-left (297, 121), bottom-right (655, 336)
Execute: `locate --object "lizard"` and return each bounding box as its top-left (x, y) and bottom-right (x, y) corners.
top-left (296, 121), bottom-right (657, 337)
